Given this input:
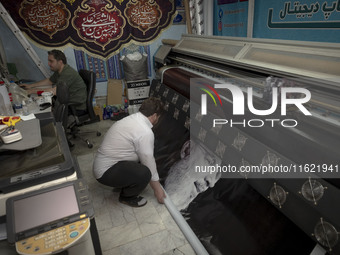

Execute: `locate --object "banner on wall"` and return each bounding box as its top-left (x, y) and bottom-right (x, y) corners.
top-left (1, 0), bottom-right (176, 59)
top-left (74, 44), bottom-right (151, 81)
top-left (254, 0), bottom-right (340, 42)
top-left (213, 0), bottom-right (248, 37)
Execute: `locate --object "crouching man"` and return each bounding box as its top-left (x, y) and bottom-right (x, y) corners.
top-left (93, 97), bottom-right (166, 207)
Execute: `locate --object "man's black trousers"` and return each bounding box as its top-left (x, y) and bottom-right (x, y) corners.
top-left (97, 161), bottom-right (151, 198)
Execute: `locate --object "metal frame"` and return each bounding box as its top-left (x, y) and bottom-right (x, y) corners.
top-left (0, 3), bottom-right (50, 78)
top-left (172, 34), bottom-right (340, 90)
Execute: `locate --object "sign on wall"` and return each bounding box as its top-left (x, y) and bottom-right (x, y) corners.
top-left (2, 0), bottom-right (176, 59)
top-left (253, 0), bottom-right (340, 42)
top-left (213, 0), bottom-right (248, 37)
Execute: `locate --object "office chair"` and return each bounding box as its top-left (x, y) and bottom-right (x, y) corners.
top-left (53, 81), bottom-right (69, 130)
top-left (53, 81), bottom-right (77, 149)
top-left (68, 69), bottom-right (101, 148)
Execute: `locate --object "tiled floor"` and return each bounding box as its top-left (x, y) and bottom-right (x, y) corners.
top-left (70, 119), bottom-right (196, 255)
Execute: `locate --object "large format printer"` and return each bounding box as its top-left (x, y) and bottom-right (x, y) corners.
top-left (153, 34), bottom-right (340, 254)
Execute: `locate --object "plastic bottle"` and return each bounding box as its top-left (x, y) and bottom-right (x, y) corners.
top-left (106, 105), bottom-right (112, 118)
top-left (12, 93), bottom-right (23, 115)
top-left (22, 100), bottom-right (28, 116)
top-left (8, 92), bottom-right (14, 115)
top-left (0, 93), bottom-right (7, 115)
top-left (0, 83), bottom-right (14, 115)
top-left (124, 99), bottom-right (128, 113)
top-left (103, 104), bottom-right (108, 120)
top-left (7, 81), bottom-right (28, 103)
top-left (27, 97), bottom-right (36, 113)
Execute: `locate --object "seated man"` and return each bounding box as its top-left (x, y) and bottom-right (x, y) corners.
top-left (93, 97), bottom-right (166, 207)
top-left (20, 49), bottom-right (87, 112)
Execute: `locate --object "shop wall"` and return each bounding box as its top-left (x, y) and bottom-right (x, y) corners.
top-left (0, 16), bottom-right (186, 98)
top-left (253, 0), bottom-right (340, 42)
top-left (213, 0), bottom-right (249, 37)
top-left (31, 24), bottom-right (186, 98)
top-left (214, 0), bottom-right (340, 43)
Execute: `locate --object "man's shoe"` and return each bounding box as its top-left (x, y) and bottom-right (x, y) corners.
top-left (119, 196), bottom-right (147, 207)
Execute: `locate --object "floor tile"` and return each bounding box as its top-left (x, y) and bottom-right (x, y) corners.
top-left (177, 244), bottom-right (196, 255)
top-left (102, 247), bottom-right (121, 255)
top-left (133, 202), bottom-right (166, 237)
top-left (94, 205), bottom-right (113, 231)
top-left (157, 206), bottom-right (188, 248)
top-left (161, 248), bottom-right (186, 255)
top-left (106, 198), bottom-right (135, 228)
top-left (71, 120), bottom-right (196, 255)
top-left (98, 221), bottom-right (142, 251)
top-left (119, 230), bottom-right (177, 255)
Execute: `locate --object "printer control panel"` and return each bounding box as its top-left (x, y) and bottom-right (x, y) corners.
top-left (15, 217), bottom-right (90, 255)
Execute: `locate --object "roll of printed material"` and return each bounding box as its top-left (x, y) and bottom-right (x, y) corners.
top-left (163, 189), bottom-right (209, 255)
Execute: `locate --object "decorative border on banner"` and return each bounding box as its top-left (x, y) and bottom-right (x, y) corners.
top-left (74, 50), bottom-right (108, 82)
top-left (86, 55), bottom-right (108, 82)
top-left (107, 55), bottom-right (123, 80)
top-left (74, 50), bottom-right (86, 71)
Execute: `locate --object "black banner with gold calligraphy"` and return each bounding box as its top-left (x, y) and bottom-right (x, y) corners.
top-left (2, 0), bottom-right (176, 59)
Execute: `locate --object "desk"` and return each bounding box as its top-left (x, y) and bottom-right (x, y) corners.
top-left (0, 95), bottom-right (52, 149)
top-left (0, 119), bottom-right (41, 151)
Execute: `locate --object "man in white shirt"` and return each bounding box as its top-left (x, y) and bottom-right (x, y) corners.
top-left (93, 97), bottom-right (166, 207)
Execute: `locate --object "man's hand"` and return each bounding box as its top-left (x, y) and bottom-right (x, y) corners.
top-left (20, 78), bottom-right (52, 90)
top-left (27, 88), bottom-right (36, 95)
top-left (19, 83), bottom-right (31, 89)
top-left (26, 86), bottom-right (55, 96)
top-left (154, 187), bottom-right (166, 204)
top-left (150, 180), bottom-right (166, 204)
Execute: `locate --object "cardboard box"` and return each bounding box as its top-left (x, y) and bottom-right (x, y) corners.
top-left (107, 79), bottom-right (123, 105)
top-left (93, 105), bottom-right (103, 120)
top-left (126, 79), bottom-right (150, 105)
